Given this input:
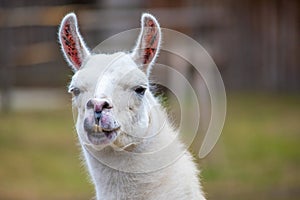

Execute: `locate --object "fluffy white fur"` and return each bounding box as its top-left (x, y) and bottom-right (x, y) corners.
top-left (59, 13), bottom-right (206, 200)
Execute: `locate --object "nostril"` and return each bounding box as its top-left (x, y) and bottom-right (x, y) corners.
top-left (102, 101), bottom-right (112, 109)
top-left (86, 99), bottom-right (94, 109)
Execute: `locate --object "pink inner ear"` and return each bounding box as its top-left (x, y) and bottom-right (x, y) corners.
top-left (143, 48), bottom-right (156, 64)
top-left (61, 21), bottom-right (82, 67)
top-left (142, 18), bottom-right (159, 64)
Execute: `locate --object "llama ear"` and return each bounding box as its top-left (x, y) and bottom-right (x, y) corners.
top-left (58, 13), bottom-right (90, 71)
top-left (131, 13), bottom-right (161, 76)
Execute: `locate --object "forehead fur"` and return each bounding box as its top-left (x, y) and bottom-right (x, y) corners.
top-left (70, 52), bottom-right (148, 90)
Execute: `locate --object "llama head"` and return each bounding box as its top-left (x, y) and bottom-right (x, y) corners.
top-left (59, 13), bottom-right (161, 150)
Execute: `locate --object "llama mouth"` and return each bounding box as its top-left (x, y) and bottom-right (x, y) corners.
top-left (87, 125), bottom-right (120, 145)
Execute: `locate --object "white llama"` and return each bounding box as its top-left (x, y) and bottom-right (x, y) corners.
top-left (58, 13), bottom-right (206, 200)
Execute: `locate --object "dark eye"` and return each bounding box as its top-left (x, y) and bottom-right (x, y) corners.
top-left (70, 87), bottom-right (81, 96)
top-left (134, 86), bottom-right (146, 96)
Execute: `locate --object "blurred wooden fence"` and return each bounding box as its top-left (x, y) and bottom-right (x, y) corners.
top-left (0, 0), bottom-right (299, 111)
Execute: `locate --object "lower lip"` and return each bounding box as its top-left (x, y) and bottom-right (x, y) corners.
top-left (87, 131), bottom-right (117, 145)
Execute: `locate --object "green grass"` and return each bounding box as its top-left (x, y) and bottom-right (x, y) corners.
top-left (0, 93), bottom-right (299, 199)
top-left (201, 93), bottom-right (300, 199)
top-left (0, 109), bottom-right (93, 200)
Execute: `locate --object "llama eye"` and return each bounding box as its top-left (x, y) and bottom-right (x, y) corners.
top-left (70, 87), bottom-right (81, 96)
top-left (134, 86), bottom-right (146, 96)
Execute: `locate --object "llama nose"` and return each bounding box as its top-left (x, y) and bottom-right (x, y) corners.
top-left (86, 98), bottom-right (112, 112)
top-left (87, 98), bottom-right (112, 125)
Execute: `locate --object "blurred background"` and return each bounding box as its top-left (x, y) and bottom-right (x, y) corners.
top-left (0, 0), bottom-right (299, 199)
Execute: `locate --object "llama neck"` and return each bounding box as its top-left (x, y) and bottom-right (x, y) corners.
top-left (83, 148), bottom-right (162, 199)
